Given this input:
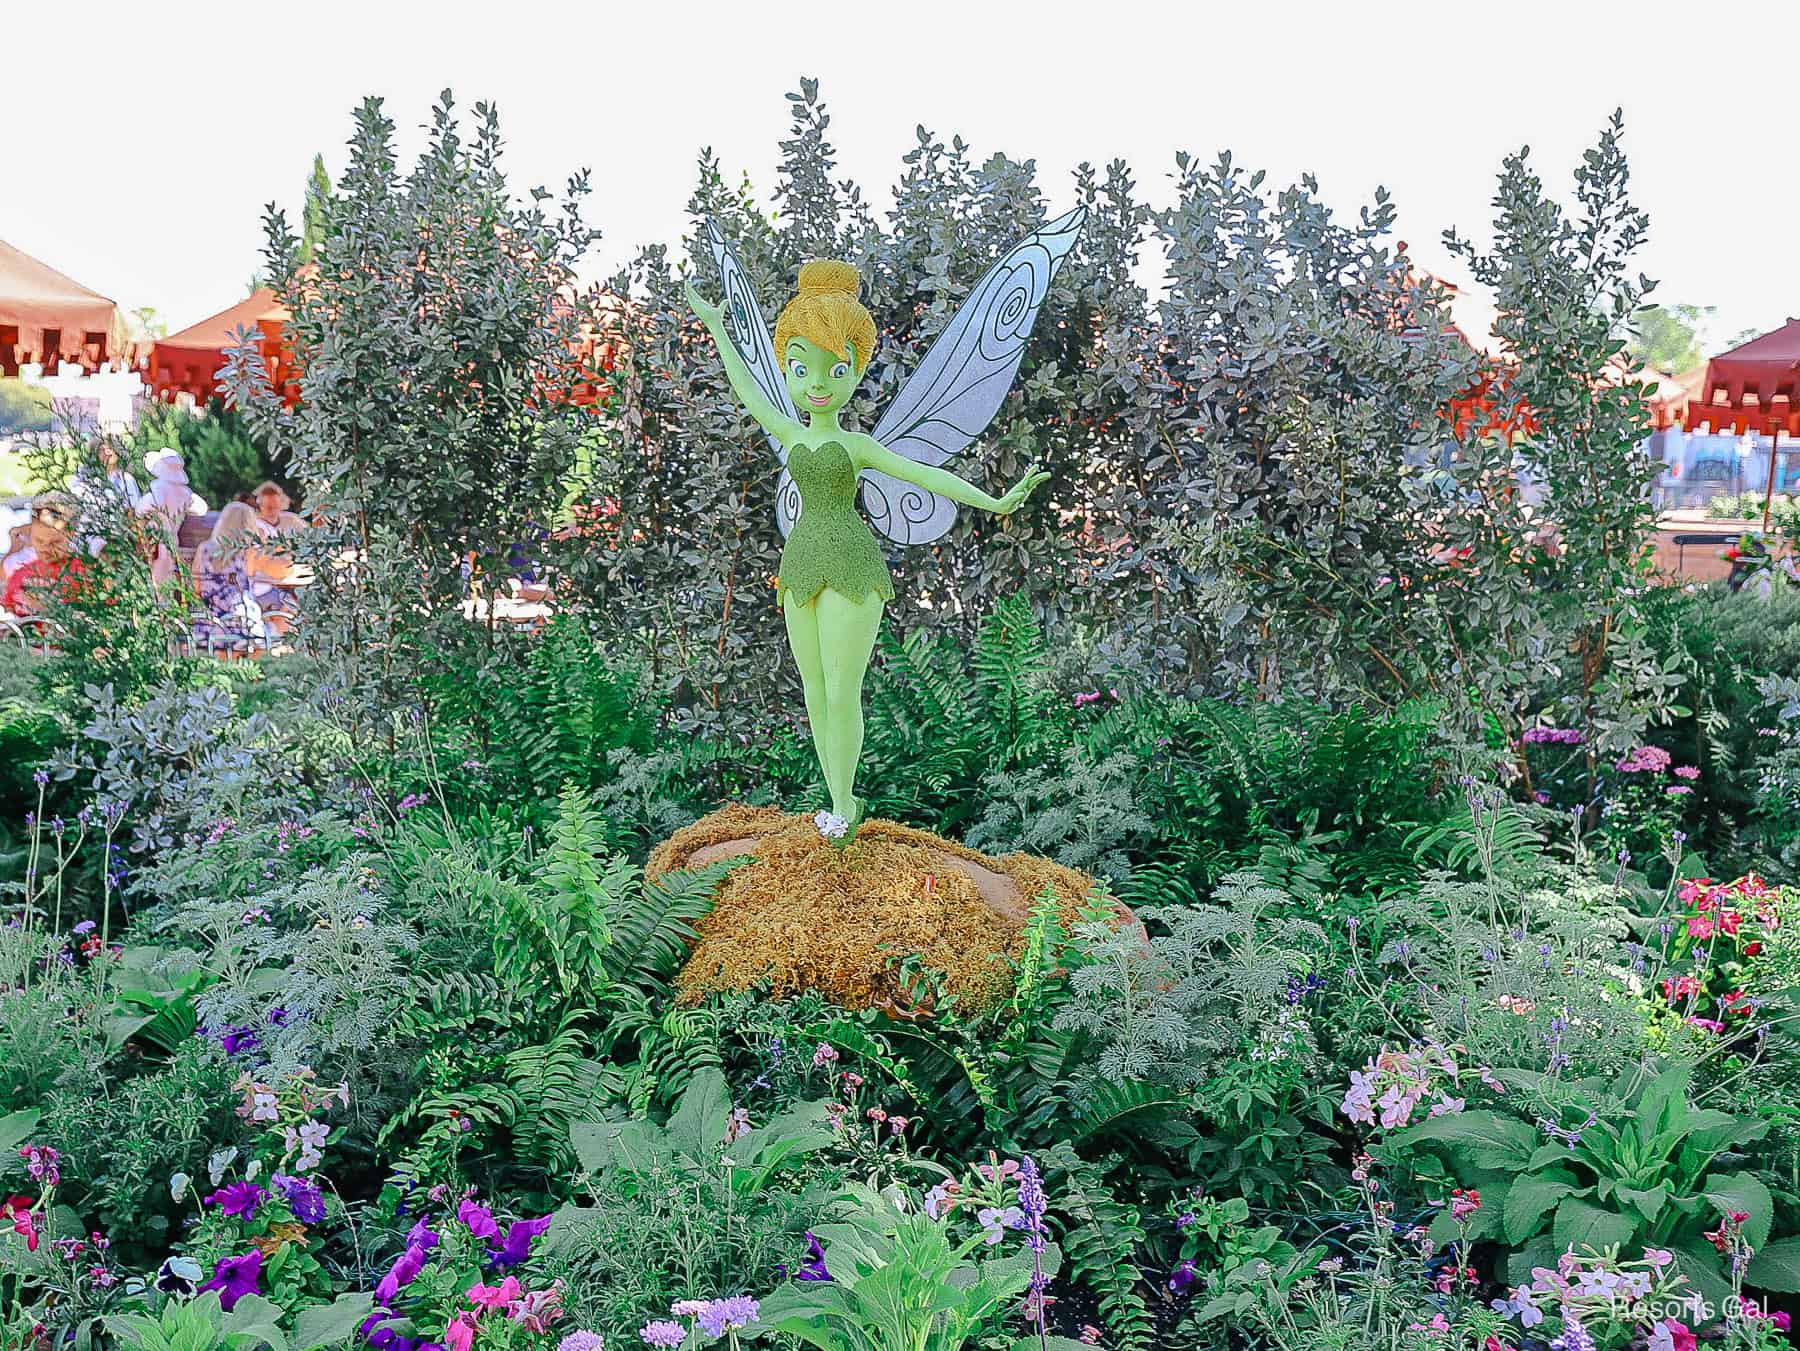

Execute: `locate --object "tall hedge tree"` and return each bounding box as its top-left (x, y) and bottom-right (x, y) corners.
top-left (224, 92), bottom-right (601, 721)
top-left (1445, 110), bottom-right (1675, 765)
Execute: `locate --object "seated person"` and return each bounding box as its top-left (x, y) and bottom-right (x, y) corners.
top-left (192, 502), bottom-right (282, 644)
top-left (252, 481), bottom-right (307, 538)
top-left (247, 481), bottom-right (307, 602)
top-left (3, 495), bottom-right (86, 617)
top-left (135, 449), bottom-right (209, 586)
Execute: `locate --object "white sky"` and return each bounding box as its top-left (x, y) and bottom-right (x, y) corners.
top-left (5, 1), bottom-right (1794, 354)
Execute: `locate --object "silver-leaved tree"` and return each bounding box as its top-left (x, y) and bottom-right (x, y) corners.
top-left (224, 91), bottom-right (602, 728)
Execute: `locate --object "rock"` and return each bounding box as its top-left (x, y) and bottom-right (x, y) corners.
top-left (648, 803), bottom-right (1120, 1014)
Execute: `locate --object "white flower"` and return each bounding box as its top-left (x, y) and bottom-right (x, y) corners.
top-left (169, 1172), bottom-right (191, 1203)
top-left (814, 811), bottom-right (849, 840)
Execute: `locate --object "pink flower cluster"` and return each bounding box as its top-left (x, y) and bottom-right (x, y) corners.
top-left (1339, 1044), bottom-right (1463, 1129)
top-left (444, 1276), bottom-right (566, 1351)
top-left (1616, 745), bottom-right (1673, 774)
top-left (1499, 1247), bottom-right (1700, 1343)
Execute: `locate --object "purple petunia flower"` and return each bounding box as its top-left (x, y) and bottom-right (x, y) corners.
top-left (272, 1173), bottom-right (326, 1226)
top-left (1169, 1259), bottom-right (1199, 1293)
top-left (205, 1181), bottom-right (268, 1219)
top-left (796, 1232), bottom-right (831, 1282)
top-left (375, 1243), bottom-right (431, 1305)
top-left (215, 1025), bottom-right (261, 1056)
top-left (199, 1250), bottom-right (263, 1311)
top-left (488, 1213), bottom-right (553, 1268)
top-left (406, 1217), bottom-right (441, 1253)
top-left (457, 1198), bottom-right (498, 1240)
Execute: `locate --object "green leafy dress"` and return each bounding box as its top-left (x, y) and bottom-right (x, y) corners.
top-left (775, 439), bottom-right (896, 606)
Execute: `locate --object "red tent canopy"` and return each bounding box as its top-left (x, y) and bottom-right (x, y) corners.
top-left (1684, 318), bottom-right (1800, 438)
top-left (0, 238), bottom-right (128, 375)
top-left (149, 288), bottom-right (293, 405)
top-left (1683, 319), bottom-right (1800, 529)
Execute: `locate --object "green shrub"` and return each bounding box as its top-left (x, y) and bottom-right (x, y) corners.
top-left (0, 377), bottom-right (52, 433)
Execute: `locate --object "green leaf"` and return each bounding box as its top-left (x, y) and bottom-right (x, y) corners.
top-left (1388, 1110), bottom-right (1537, 1170)
top-left (668, 1066), bottom-right (731, 1159)
top-left (1700, 1173), bottom-right (1772, 1251)
top-left (0, 1110), bottom-right (41, 1170)
top-left (1748, 1237), bottom-right (1800, 1294)
top-left (1503, 1175), bottom-right (1580, 1245)
top-left (1615, 1183), bottom-right (1669, 1226)
top-left (1633, 1065), bottom-right (1690, 1148)
top-left (1670, 1240), bottom-right (1733, 1314)
top-left (294, 1292), bottom-right (375, 1351)
top-left (1551, 1197), bottom-right (1637, 1252)
top-left (1682, 1109), bottom-right (1769, 1158)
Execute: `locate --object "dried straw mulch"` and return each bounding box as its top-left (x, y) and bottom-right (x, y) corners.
top-left (648, 804), bottom-right (1099, 1013)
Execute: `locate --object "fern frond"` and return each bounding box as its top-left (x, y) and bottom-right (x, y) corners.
top-left (605, 859), bottom-right (736, 996)
top-left (1038, 1142), bottom-right (1154, 1351)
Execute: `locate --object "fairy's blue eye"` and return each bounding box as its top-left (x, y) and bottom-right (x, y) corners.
top-left (789, 360), bottom-right (807, 380)
top-left (831, 362), bottom-right (849, 380)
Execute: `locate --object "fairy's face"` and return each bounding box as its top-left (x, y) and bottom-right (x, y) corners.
top-left (783, 336), bottom-right (858, 416)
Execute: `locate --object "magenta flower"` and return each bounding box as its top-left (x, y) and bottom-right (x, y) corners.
top-left (376, 1243), bottom-right (431, 1304)
top-left (199, 1250), bottom-right (263, 1311)
top-left (465, 1276), bottom-right (521, 1311)
top-left (489, 1214), bottom-right (554, 1268)
top-left (457, 1198), bottom-right (499, 1240)
top-left (205, 1181), bottom-right (267, 1220)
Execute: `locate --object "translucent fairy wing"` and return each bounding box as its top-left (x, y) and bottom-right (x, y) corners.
top-left (703, 218), bottom-right (804, 536)
top-left (862, 206), bottom-right (1086, 546)
top-left (857, 469), bottom-right (959, 547)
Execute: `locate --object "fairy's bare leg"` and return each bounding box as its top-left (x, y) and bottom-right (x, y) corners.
top-left (815, 588), bottom-right (884, 823)
top-left (782, 591), bottom-right (836, 809)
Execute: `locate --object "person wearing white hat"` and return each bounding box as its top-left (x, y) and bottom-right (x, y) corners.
top-left (134, 448), bottom-right (210, 585)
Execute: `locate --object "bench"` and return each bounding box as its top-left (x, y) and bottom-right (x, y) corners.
top-left (176, 511), bottom-right (218, 571)
top-left (1669, 531), bottom-right (1741, 572)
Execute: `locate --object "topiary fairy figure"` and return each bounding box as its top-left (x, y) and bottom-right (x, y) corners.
top-left (686, 210), bottom-right (1084, 826)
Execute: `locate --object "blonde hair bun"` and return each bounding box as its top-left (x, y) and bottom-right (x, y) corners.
top-left (797, 259), bottom-right (861, 298)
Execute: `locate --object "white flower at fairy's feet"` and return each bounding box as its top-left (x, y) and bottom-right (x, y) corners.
top-left (814, 811), bottom-right (849, 840)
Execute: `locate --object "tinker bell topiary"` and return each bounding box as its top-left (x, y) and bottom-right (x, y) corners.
top-left (686, 209), bottom-right (1084, 828)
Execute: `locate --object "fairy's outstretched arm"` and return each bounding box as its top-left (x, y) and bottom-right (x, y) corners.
top-left (852, 438), bottom-right (1049, 516)
top-left (686, 281), bottom-right (805, 447)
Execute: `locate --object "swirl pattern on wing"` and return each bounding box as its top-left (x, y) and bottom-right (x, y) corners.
top-left (869, 206), bottom-right (1085, 466)
top-left (704, 219), bottom-right (804, 536)
top-left (775, 467), bottom-right (802, 537)
top-left (858, 468), bottom-right (958, 548)
top-left (863, 206), bottom-right (1086, 546)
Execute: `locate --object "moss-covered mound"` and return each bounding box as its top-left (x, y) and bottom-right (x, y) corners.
top-left (648, 804), bottom-right (1101, 1013)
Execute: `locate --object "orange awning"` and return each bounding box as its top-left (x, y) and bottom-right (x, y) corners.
top-left (0, 238), bottom-right (128, 372)
top-left (149, 287), bottom-right (292, 405)
top-left (1683, 318), bottom-right (1800, 437)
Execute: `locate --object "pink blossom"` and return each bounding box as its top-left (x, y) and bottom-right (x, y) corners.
top-left (444, 1312), bottom-right (478, 1351)
top-left (466, 1277), bottom-right (521, 1311)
